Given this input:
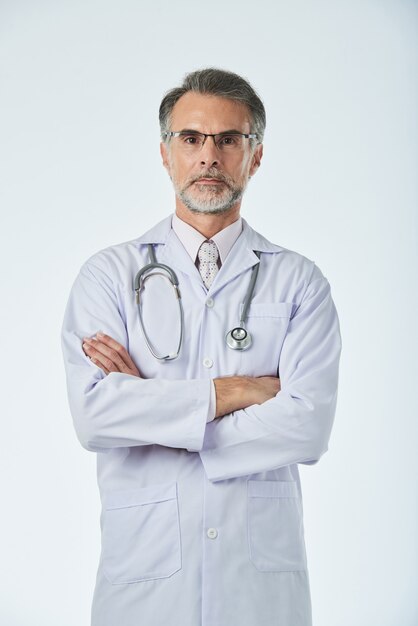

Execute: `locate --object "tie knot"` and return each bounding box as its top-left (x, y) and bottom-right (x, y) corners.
top-left (198, 240), bottom-right (219, 264)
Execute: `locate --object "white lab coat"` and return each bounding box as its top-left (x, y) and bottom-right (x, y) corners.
top-left (61, 213), bottom-right (342, 626)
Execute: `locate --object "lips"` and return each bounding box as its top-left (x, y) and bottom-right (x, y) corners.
top-left (195, 178), bottom-right (224, 184)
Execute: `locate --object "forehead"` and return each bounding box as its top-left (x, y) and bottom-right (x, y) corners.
top-left (170, 92), bottom-right (252, 133)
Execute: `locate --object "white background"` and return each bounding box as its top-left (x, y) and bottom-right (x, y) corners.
top-left (0, 1), bottom-right (417, 624)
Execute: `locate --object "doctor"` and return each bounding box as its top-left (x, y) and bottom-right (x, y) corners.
top-left (61, 67), bottom-right (342, 626)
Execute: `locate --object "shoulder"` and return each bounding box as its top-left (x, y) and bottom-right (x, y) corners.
top-left (73, 240), bottom-right (139, 296)
top-left (81, 237), bottom-right (142, 274)
top-left (242, 219), bottom-right (330, 310)
top-left (80, 215), bottom-right (173, 279)
top-left (243, 218), bottom-right (322, 280)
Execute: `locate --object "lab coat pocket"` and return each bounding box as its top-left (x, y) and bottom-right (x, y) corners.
top-left (247, 480), bottom-right (307, 572)
top-left (239, 302), bottom-right (293, 376)
top-left (101, 482), bottom-right (182, 584)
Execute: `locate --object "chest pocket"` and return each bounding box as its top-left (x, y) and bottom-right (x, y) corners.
top-left (101, 482), bottom-right (181, 585)
top-left (239, 302), bottom-right (293, 377)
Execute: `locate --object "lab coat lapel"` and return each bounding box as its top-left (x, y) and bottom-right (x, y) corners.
top-left (134, 215), bottom-right (206, 286)
top-left (206, 218), bottom-right (284, 296)
top-left (134, 213), bottom-right (284, 293)
top-left (160, 226), bottom-right (262, 294)
top-left (159, 229), bottom-right (203, 284)
top-left (208, 233), bottom-right (260, 295)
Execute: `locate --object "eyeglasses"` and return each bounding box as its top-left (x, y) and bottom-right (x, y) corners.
top-left (162, 130), bottom-right (258, 152)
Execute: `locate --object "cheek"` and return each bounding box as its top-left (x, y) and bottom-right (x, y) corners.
top-left (170, 156), bottom-right (195, 184)
top-left (233, 155), bottom-right (251, 179)
top-left (232, 164), bottom-right (250, 185)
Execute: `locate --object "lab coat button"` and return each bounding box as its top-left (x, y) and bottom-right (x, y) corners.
top-left (207, 528), bottom-right (218, 539)
top-left (203, 357), bottom-right (213, 368)
top-left (206, 298), bottom-right (214, 308)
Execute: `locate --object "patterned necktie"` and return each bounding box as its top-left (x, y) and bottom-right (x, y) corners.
top-left (197, 240), bottom-right (220, 289)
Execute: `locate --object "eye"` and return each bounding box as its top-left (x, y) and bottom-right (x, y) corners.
top-left (218, 134), bottom-right (240, 146)
top-left (179, 133), bottom-right (202, 145)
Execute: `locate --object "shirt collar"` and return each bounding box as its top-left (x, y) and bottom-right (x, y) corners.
top-left (171, 212), bottom-right (243, 265)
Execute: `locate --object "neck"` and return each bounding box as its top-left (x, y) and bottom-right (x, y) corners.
top-left (175, 203), bottom-right (241, 239)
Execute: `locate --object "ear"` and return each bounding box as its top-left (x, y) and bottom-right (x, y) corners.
top-left (249, 143), bottom-right (263, 177)
top-left (160, 142), bottom-right (172, 176)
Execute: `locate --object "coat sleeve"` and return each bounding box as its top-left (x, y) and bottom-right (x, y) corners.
top-left (197, 263), bottom-right (342, 482)
top-left (61, 261), bottom-right (211, 453)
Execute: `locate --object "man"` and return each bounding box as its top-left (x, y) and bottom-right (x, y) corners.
top-left (61, 67), bottom-right (342, 626)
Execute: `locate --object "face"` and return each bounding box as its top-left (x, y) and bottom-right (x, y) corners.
top-left (160, 92), bottom-right (263, 215)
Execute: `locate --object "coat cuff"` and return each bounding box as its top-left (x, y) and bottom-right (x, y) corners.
top-left (185, 379), bottom-right (214, 452)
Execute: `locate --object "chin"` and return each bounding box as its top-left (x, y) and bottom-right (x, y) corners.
top-left (187, 206), bottom-right (233, 215)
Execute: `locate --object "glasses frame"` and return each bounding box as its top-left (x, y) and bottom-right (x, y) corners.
top-left (162, 130), bottom-right (259, 151)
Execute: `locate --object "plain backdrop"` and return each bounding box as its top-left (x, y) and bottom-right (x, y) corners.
top-left (0, 1), bottom-right (417, 624)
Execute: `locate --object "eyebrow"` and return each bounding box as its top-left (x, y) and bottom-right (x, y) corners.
top-left (178, 128), bottom-right (244, 135)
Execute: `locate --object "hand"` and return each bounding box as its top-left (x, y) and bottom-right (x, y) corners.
top-left (213, 375), bottom-right (281, 418)
top-left (82, 332), bottom-right (141, 377)
top-left (242, 376), bottom-right (281, 405)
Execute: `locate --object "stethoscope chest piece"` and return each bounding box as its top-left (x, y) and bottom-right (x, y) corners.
top-left (226, 326), bottom-right (252, 351)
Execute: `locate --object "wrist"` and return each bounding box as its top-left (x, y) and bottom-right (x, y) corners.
top-left (213, 376), bottom-right (248, 418)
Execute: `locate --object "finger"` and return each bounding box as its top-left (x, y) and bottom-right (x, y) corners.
top-left (82, 338), bottom-right (140, 377)
top-left (94, 332), bottom-right (139, 372)
top-left (84, 338), bottom-right (128, 373)
top-left (91, 340), bottom-right (140, 377)
top-left (91, 357), bottom-right (110, 375)
top-left (83, 342), bottom-right (115, 372)
top-left (82, 341), bottom-right (119, 373)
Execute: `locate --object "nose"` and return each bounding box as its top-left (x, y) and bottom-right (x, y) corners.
top-left (199, 135), bottom-right (219, 167)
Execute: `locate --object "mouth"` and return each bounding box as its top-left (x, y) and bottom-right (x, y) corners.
top-left (194, 178), bottom-right (225, 185)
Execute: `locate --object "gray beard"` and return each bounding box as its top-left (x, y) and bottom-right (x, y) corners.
top-left (176, 183), bottom-right (246, 215)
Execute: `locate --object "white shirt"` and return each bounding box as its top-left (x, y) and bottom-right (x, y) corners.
top-left (171, 212), bottom-right (243, 266)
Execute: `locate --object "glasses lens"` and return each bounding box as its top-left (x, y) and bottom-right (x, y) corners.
top-left (173, 132), bottom-right (246, 151)
top-left (176, 132), bottom-right (205, 150)
top-left (215, 133), bottom-right (245, 150)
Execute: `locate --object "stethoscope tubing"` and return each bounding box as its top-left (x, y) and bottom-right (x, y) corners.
top-left (239, 250), bottom-right (260, 326)
top-left (134, 244), bottom-right (261, 360)
top-left (134, 245), bottom-right (184, 360)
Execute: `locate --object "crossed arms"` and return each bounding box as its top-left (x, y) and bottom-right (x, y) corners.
top-left (61, 259), bottom-right (341, 481)
top-left (82, 332), bottom-right (281, 419)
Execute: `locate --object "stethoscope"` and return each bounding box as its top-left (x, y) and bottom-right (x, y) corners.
top-left (134, 243), bottom-right (261, 361)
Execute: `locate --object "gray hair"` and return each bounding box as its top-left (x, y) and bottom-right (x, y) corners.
top-left (159, 67), bottom-right (266, 149)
